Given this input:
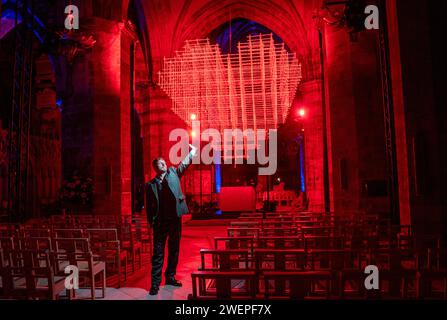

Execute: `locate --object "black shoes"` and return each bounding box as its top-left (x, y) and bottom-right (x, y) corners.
top-left (149, 285), bottom-right (159, 295)
top-left (165, 277), bottom-right (182, 287)
top-left (149, 277), bottom-right (181, 295)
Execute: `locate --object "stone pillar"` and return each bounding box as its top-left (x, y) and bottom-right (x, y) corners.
top-left (323, 26), bottom-right (361, 215)
top-left (91, 19), bottom-right (134, 217)
top-left (299, 80), bottom-right (325, 213)
top-left (60, 18), bottom-right (135, 217)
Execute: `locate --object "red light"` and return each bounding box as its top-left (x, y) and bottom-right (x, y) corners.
top-left (298, 109), bottom-right (306, 117)
top-left (190, 114), bottom-right (197, 121)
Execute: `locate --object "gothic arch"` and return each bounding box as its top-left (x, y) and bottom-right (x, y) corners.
top-left (141, 0), bottom-right (317, 81)
top-left (172, 0), bottom-right (311, 59)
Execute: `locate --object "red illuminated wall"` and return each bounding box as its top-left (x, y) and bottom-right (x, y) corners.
top-left (9, 0), bottom-right (442, 234)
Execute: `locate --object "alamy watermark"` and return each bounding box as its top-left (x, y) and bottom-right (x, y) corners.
top-left (64, 265), bottom-right (79, 290)
top-left (364, 265), bottom-right (379, 290)
top-left (65, 5), bottom-right (79, 30)
top-left (169, 121), bottom-right (278, 176)
top-left (364, 5), bottom-right (379, 30)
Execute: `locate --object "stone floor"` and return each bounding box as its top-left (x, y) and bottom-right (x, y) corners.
top-left (73, 220), bottom-right (228, 300)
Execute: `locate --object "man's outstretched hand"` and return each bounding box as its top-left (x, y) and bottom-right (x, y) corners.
top-left (189, 144), bottom-right (198, 156)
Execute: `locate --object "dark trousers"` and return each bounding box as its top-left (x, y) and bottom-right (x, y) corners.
top-left (151, 217), bottom-right (182, 287)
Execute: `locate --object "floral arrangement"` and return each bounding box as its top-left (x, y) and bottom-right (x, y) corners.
top-left (60, 173), bottom-right (94, 205)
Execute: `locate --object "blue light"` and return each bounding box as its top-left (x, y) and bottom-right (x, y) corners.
top-left (299, 136), bottom-right (305, 192)
top-left (215, 163), bottom-right (221, 193)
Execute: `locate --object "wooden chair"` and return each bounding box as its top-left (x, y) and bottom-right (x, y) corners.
top-left (230, 221), bottom-right (261, 228)
top-left (0, 224), bottom-right (21, 237)
top-left (260, 227), bottom-right (299, 237)
top-left (119, 223), bottom-right (142, 273)
top-left (263, 271), bottom-right (332, 299)
top-left (199, 249), bottom-right (254, 272)
top-left (227, 227), bottom-right (259, 238)
top-left (21, 237), bottom-right (53, 253)
top-left (0, 237), bottom-right (16, 252)
top-left (257, 236), bottom-right (304, 250)
top-left (7, 250), bottom-right (66, 300)
top-left (368, 248), bottom-right (418, 271)
top-left (338, 269), bottom-right (369, 299)
top-left (304, 235), bottom-right (345, 250)
top-left (133, 215), bottom-right (152, 254)
top-left (0, 248), bottom-right (9, 298)
top-left (53, 229), bottom-right (85, 239)
top-left (53, 238), bottom-right (106, 300)
top-left (417, 248), bottom-right (447, 299)
top-left (261, 220), bottom-right (294, 229)
top-left (354, 269), bottom-right (418, 299)
top-left (255, 249), bottom-right (307, 295)
top-left (85, 229), bottom-right (128, 288)
top-left (21, 228), bottom-right (52, 238)
top-left (301, 226), bottom-right (337, 236)
top-left (418, 269), bottom-right (447, 299)
top-left (191, 271), bottom-right (257, 300)
top-left (214, 237), bottom-right (255, 251)
top-left (308, 249), bottom-right (360, 271)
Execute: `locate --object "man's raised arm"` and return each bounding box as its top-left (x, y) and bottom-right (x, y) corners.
top-left (176, 144), bottom-right (198, 178)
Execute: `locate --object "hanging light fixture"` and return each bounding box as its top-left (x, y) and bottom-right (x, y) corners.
top-left (158, 33), bottom-right (302, 133)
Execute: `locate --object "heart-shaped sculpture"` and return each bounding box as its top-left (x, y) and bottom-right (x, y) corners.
top-left (158, 33), bottom-right (302, 132)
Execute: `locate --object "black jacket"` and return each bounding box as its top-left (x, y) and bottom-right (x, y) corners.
top-left (145, 151), bottom-right (194, 225)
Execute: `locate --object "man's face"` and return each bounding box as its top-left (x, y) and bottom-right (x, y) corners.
top-left (154, 159), bottom-right (167, 174)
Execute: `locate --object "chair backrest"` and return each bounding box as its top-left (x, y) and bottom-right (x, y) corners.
top-left (304, 235), bottom-right (345, 250)
top-left (21, 237), bottom-right (53, 252)
top-left (308, 249), bottom-right (359, 271)
top-left (53, 238), bottom-right (93, 274)
top-left (53, 237), bottom-right (91, 254)
top-left (214, 237), bottom-right (255, 251)
top-left (257, 236), bottom-right (304, 249)
top-left (0, 224), bottom-right (21, 237)
top-left (230, 221), bottom-right (261, 228)
top-left (85, 229), bottom-right (120, 254)
top-left (368, 248), bottom-right (418, 270)
top-left (200, 249), bottom-right (253, 271)
top-left (227, 227), bottom-right (260, 238)
top-left (22, 228), bottom-right (52, 238)
top-left (53, 229), bottom-right (85, 239)
top-left (0, 237), bottom-right (16, 252)
top-left (255, 249), bottom-right (307, 271)
top-left (85, 228), bottom-right (119, 242)
top-left (260, 227), bottom-right (299, 237)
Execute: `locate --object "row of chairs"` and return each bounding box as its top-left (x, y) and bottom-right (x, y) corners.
top-left (0, 213), bottom-right (153, 299)
top-left (0, 237), bottom-right (106, 300)
top-left (190, 211), bottom-right (447, 299)
top-left (20, 213), bottom-right (152, 254)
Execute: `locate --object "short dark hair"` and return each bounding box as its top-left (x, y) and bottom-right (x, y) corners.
top-left (152, 157), bottom-right (164, 169)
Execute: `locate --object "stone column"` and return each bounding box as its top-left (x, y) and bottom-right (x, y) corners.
top-left (299, 80), bottom-right (326, 213)
top-left (60, 18), bottom-right (135, 217)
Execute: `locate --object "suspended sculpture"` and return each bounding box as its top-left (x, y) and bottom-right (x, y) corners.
top-left (158, 34), bottom-right (302, 133)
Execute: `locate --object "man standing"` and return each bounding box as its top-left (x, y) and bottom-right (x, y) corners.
top-left (146, 144), bottom-right (198, 295)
